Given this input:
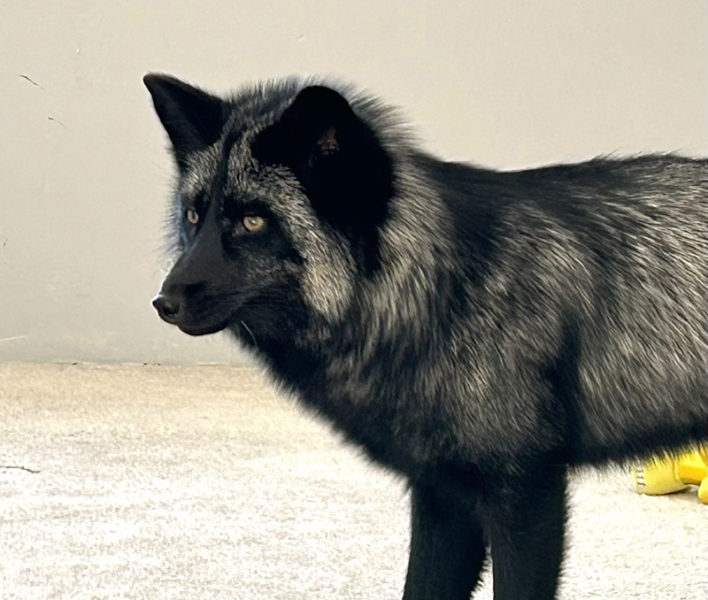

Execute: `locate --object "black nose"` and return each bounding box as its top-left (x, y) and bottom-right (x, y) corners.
top-left (152, 293), bottom-right (182, 324)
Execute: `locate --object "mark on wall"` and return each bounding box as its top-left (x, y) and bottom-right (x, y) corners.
top-left (18, 73), bottom-right (43, 89)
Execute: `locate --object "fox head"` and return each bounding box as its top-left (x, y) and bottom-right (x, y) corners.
top-left (144, 74), bottom-right (398, 353)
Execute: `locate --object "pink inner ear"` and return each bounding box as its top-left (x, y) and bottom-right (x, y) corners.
top-left (317, 127), bottom-right (340, 156)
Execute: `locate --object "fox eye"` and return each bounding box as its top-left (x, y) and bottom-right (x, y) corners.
top-left (185, 208), bottom-right (199, 225)
top-left (243, 215), bottom-right (266, 233)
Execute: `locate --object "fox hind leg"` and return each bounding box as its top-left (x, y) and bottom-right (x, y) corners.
top-left (483, 465), bottom-right (568, 600)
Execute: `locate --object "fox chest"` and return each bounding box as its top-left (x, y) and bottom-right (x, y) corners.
top-left (297, 383), bottom-right (445, 477)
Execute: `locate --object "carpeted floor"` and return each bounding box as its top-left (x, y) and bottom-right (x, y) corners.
top-left (0, 363), bottom-right (705, 599)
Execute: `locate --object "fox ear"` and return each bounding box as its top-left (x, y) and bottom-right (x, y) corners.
top-left (143, 73), bottom-right (226, 170)
top-left (253, 86), bottom-right (394, 231)
top-left (271, 86), bottom-right (357, 169)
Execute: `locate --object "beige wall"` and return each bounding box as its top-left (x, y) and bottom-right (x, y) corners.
top-left (1, 1), bottom-right (706, 364)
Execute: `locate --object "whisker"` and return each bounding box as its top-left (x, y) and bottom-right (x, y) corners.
top-left (239, 320), bottom-right (258, 348)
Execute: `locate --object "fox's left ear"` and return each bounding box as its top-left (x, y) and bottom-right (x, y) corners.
top-left (253, 86), bottom-right (394, 231)
top-left (143, 73), bottom-right (226, 171)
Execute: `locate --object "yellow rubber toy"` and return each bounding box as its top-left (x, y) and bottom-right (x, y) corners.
top-left (632, 447), bottom-right (707, 504)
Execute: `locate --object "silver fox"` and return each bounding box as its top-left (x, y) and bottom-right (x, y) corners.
top-left (145, 73), bottom-right (708, 600)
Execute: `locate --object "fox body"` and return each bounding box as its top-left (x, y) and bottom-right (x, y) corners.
top-left (145, 74), bottom-right (708, 599)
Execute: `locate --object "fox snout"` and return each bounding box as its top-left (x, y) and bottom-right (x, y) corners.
top-left (152, 279), bottom-right (204, 326)
top-left (152, 292), bottom-right (182, 325)
top-left (152, 279), bottom-right (232, 337)
top-left (152, 236), bottom-right (231, 335)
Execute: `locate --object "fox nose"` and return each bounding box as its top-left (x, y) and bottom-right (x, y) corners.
top-left (152, 293), bottom-right (182, 324)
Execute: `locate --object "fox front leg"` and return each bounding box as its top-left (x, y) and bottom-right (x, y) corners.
top-left (403, 483), bottom-right (487, 600)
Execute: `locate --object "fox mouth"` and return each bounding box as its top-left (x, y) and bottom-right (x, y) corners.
top-left (177, 319), bottom-right (231, 336)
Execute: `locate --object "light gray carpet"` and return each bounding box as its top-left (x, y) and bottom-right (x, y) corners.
top-left (1, 363), bottom-right (705, 599)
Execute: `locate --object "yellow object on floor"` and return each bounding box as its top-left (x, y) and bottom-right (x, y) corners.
top-left (631, 447), bottom-right (707, 504)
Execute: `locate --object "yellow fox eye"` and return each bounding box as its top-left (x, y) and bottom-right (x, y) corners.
top-left (243, 215), bottom-right (266, 233)
top-left (186, 208), bottom-right (199, 225)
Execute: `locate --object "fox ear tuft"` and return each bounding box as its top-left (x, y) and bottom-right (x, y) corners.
top-left (253, 85), bottom-right (394, 232)
top-left (143, 73), bottom-right (226, 170)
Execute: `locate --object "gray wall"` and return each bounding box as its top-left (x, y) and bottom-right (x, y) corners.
top-left (1, 1), bottom-right (706, 364)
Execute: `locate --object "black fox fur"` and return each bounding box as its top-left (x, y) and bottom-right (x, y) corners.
top-left (145, 73), bottom-right (708, 599)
